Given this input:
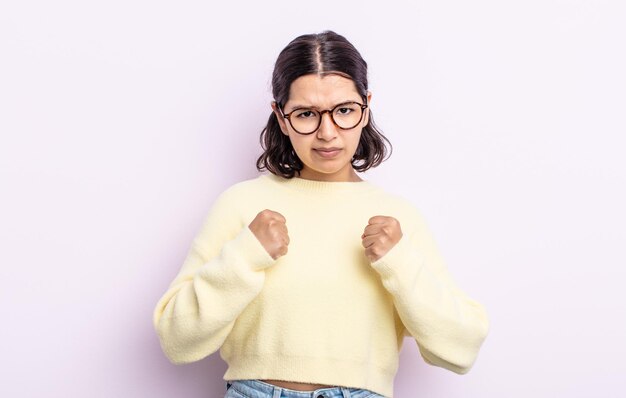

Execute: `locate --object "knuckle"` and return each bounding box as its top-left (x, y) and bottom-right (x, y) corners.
top-left (258, 210), bottom-right (271, 221)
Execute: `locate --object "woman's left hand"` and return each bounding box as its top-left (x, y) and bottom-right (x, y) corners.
top-left (361, 216), bottom-right (403, 262)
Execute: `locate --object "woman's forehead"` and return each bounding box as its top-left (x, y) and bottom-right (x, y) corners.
top-left (286, 74), bottom-right (361, 108)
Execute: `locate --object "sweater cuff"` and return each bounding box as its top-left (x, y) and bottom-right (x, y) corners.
top-left (370, 233), bottom-right (423, 287)
top-left (233, 225), bottom-right (276, 271)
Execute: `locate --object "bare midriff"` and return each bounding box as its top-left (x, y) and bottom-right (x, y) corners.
top-left (261, 379), bottom-right (335, 391)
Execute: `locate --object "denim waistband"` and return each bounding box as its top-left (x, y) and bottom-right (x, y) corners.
top-left (226, 379), bottom-right (379, 398)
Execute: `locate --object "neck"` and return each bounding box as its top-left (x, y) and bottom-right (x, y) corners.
top-left (297, 167), bottom-right (362, 182)
top-left (263, 173), bottom-right (377, 195)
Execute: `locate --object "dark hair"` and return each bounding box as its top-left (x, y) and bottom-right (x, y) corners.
top-left (256, 30), bottom-right (392, 178)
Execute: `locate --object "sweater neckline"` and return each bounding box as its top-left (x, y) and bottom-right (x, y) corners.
top-left (262, 173), bottom-right (379, 195)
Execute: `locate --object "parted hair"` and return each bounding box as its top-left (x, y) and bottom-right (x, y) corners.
top-left (256, 30), bottom-right (392, 178)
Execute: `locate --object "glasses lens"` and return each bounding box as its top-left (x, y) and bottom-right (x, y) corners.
top-left (332, 103), bottom-right (363, 129)
top-left (290, 109), bottom-right (321, 134)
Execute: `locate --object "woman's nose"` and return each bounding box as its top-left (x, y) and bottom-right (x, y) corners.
top-left (316, 112), bottom-right (338, 140)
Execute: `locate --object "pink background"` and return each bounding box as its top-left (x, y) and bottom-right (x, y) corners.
top-left (1, 1), bottom-right (625, 397)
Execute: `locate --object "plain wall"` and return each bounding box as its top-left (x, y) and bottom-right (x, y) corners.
top-left (1, 1), bottom-right (625, 397)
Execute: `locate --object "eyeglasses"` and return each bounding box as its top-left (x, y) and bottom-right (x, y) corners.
top-left (277, 101), bottom-right (368, 135)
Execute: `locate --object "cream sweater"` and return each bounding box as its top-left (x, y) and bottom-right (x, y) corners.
top-left (153, 173), bottom-right (489, 397)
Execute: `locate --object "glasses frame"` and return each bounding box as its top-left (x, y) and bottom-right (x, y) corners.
top-left (277, 101), bottom-right (369, 135)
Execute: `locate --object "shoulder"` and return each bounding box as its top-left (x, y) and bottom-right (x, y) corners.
top-left (369, 183), bottom-right (421, 214)
top-left (368, 184), bottom-right (429, 232)
top-left (197, 174), bottom-right (269, 227)
top-left (212, 174), bottom-right (273, 203)
top-left (192, 175), bottom-right (270, 254)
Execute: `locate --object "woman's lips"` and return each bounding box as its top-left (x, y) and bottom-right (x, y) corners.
top-left (314, 148), bottom-right (342, 158)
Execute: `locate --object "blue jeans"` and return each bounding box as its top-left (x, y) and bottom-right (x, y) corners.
top-left (224, 379), bottom-right (386, 398)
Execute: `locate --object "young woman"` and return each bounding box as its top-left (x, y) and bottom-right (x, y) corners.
top-left (153, 31), bottom-right (489, 398)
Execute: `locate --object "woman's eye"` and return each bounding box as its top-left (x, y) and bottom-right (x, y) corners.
top-left (336, 107), bottom-right (353, 115)
top-left (295, 110), bottom-right (315, 118)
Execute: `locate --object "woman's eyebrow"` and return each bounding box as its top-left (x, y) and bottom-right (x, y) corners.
top-left (287, 100), bottom-right (360, 111)
top-left (287, 104), bottom-right (312, 110)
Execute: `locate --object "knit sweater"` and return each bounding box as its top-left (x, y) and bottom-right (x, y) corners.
top-left (153, 173), bottom-right (489, 397)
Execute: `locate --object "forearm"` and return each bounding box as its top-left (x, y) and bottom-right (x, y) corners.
top-left (371, 229), bottom-right (489, 373)
top-left (153, 226), bottom-right (275, 364)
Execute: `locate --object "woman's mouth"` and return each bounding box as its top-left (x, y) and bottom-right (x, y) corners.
top-left (314, 148), bottom-right (342, 158)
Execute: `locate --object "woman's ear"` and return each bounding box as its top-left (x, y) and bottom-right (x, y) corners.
top-left (271, 101), bottom-right (289, 136)
top-left (363, 91), bottom-right (373, 126)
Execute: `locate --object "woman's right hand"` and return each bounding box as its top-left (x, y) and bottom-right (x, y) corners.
top-left (248, 209), bottom-right (289, 260)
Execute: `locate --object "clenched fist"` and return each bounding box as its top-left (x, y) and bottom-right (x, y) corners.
top-left (361, 216), bottom-right (403, 262)
top-left (248, 209), bottom-right (290, 260)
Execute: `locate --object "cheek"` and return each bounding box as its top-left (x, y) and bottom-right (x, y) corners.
top-left (351, 132), bottom-right (363, 150)
top-left (289, 137), bottom-right (310, 155)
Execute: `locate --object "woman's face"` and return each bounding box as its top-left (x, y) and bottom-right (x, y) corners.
top-left (273, 74), bottom-right (371, 182)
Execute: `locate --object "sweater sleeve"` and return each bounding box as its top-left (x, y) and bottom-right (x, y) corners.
top-left (152, 189), bottom-right (276, 364)
top-left (369, 208), bottom-right (489, 374)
